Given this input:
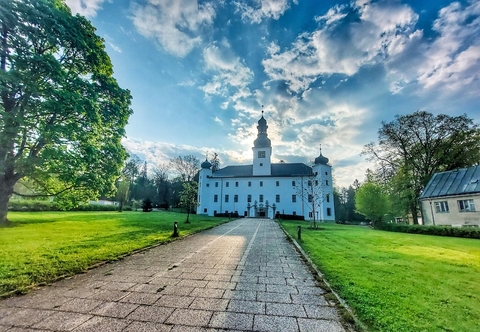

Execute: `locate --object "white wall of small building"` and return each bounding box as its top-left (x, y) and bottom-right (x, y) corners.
top-left (420, 194), bottom-right (480, 226)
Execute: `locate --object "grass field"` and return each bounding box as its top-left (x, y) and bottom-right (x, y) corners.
top-left (0, 211), bottom-right (229, 296)
top-left (280, 221), bottom-right (480, 332)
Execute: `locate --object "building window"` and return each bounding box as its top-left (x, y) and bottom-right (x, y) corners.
top-left (292, 211), bottom-right (296, 216)
top-left (308, 194), bottom-right (313, 203)
top-left (308, 180), bottom-right (312, 187)
top-left (204, 208), bottom-right (207, 213)
top-left (276, 181), bottom-right (279, 187)
top-left (206, 183), bottom-right (209, 187)
top-left (260, 163), bottom-right (263, 166)
top-left (292, 195), bottom-right (296, 203)
top-left (258, 151), bottom-right (266, 158)
top-left (326, 194), bottom-right (330, 203)
top-left (248, 181), bottom-right (251, 187)
top-left (214, 195), bottom-right (218, 203)
top-left (292, 180), bottom-right (295, 186)
top-left (234, 195), bottom-right (238, 203)
top-left (325, 172), bottom-right (328, 175)
top-left (327, 208), bottom-right (331, 216)
top-left (215, 182), bottom-right (218, 187)
top-left (247, 195), bottom-right (252, 203)
top-left (260, 181), bottom-right (263, 187)
top-left (259, 195), bottom-right (264, 203)
top-left (235, 182), bottom-right (239, 187)
top-left (225, 195), bottom-right (229, 203)
top-left (276, 194), bottom-right (280, 203)
top-left (458, 199), bottom-right (476, 212)
top-left (435, 201), bottom-right (449, 213)
top-left (226, 182), bottom-right (229, 187)
top-left (326, 180), bottom-right (329, 186)
top-left (315, 180), bottom-right (319, 186)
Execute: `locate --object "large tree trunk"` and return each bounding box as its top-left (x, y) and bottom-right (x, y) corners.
top-left (0, 181), bottom-right (14, 226)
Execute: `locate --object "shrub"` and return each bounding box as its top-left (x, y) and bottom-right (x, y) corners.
top-left (275, 213), bottom-right (305, 221)
top-left (375, 222), bottom-right (480, 239)
top-left (214, 212), bottom-right (239, 218)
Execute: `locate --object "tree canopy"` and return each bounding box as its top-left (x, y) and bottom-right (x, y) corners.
top-left (0, 0), bottom-right (132, 224)
top-left (363, 110), bottom-right (480, 223)
top-left (355, 181), bottom-right (390, 225)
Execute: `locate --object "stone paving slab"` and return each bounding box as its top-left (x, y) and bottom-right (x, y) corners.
top-left (0, 218), bottom-right (350, 331)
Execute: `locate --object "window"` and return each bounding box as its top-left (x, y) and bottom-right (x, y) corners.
top-left (204, 208), bottom-right (207, 213)
top-left (325, 172), bottom-right (328, 175)
top-left (308, 194), bottom-right (313, 203)
top-left (292, 211), bottom-right (297, 216)
top-left (326, 194), bottom-right (330, 203)
top-left (235, 182), bottom-right (239, 187)
top-left (206, 183), bottom-right (210, 187)
top-left (292, 195), bottom-right (296, 203)
top-left (226, 182), bottom-right (229, 187)
top-left (215, 182), bottom-right (218, 187)
top-left (260, 163), bottom-right (263, 166)
top-left (234, 195), bottom-right (238, 203)
top-left (258, 151), bottom-right (266, 158)
top-left (276, 194), bottom-right (280, 203)
top-left (434, 201), bottom-right (449, 213)
top-left (309, 212), bottom-right (313, 218)
top-left (315, 180), bottom-right (319, 186)
top-left (260, 181), bottom-right (263, 187)
top-left (327, 208), bottom-right (332, 216)
top-left (259, 195), bottom-right (264, 203)
top-left (292, 180), bottom-right (295, 186)
top-left (458, 199), bottom-right (476, 212)
top-left (247, 195), bottom-right (252, 203)
top-left (325, 180), bottom-right (329, 186)
top-left (214, 195), bottom-right (218, 202)
top-left (248, 181), bottom-right (251, 187)
top-left (308, 180), bottom-right (312, 187)
top-left (276, 181), bottom-right (279, 187)
top-left (225, 195), bottom-right (229, 203)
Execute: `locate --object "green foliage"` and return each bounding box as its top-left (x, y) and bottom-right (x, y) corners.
top-left (8, 199), bottom-right (119, 212)
top-left (0, 211), bottom-right (229, 295)
top-left (280, 221), bottom-right (480, 332)
top-left (376, 222), bottom-right (480, 239)
top-left (141, 198), bottom-right (153, 212)
top-left (363, 111), bottom-right (480, 224)
top-left (179, 181), bottom-right (198, 223)
top-left (355, 182), bottom-right (390, 224)
top-left (0, 0), bottom-right (132, 224)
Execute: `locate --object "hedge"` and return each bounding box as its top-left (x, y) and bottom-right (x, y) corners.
top-left (8, 200), bottom-right (120, 212)
top-left (275, 213), bottom-right (305, 221)
top-left (376, 222), bottom-right (480, 239)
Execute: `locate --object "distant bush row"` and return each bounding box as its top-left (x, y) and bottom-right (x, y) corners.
top-left (8, 200), bottom-right (129, 212)
top-left (276, 213), bottom-right (305, 221)
top-left (376, 222), bottom-right (480, 239)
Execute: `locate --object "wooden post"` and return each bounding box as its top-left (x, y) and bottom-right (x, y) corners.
top-left (172, 222), bottom-right (179, 237)
top-left (297, 225), bottom-right (301, 240)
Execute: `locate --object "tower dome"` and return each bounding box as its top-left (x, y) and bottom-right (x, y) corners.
top-left (253, 113), bottom-right (271, 148)
top-left (314, 146), bottom-right (329, 165)
top-left (201, 158), bottom-right (212, 169)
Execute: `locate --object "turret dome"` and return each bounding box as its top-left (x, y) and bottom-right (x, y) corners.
top-left (201, 159), bottom-right (212, 169)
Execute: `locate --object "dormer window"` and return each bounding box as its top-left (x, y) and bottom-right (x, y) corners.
top-left (258, 151), bottom-right (266, 158)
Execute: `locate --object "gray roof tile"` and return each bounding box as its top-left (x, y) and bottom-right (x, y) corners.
top-left (420, 165), bottom-right (480, 199)
top-left (209, 163), bottom-right (313, 178)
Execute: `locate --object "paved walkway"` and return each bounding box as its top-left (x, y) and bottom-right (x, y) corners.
top-left (0, 218), bottom-right (347, 332)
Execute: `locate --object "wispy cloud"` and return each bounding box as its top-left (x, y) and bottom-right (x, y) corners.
top-left (234, 0), bottom-right (297, 23)
top-left (131, 0), bottom-right (216, 57)
top-left (65, 0), bottom-right (107, 17)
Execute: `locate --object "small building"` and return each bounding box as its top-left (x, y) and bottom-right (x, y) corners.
top-left (419, 165), bottom-right (480, 226)
top-left (197, 113), bottom-right (335, 221)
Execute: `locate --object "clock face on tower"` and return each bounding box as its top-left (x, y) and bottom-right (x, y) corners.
top-left (258, 151), bottom-right (266, 158)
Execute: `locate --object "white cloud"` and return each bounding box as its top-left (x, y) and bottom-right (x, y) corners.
top-left (107, 42), bottom-right (121, 53)
top-left (65, 0), bottom-right (107, 17)
top-left (415, 0), bottom-right (480, 93)
top-left (131, 0), bottom-right (216, 57)
top-left (234, 0), bottom-right (296, 23)
top-left (200, 42), bottom-right (254, 104)
top-left (262, 1), bottom-right (420, 93)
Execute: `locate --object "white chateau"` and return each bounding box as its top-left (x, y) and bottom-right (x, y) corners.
top-left (197, 114), bottom-right (335, 221)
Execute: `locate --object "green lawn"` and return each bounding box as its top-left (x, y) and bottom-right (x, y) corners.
top-left (0, 211), bottom-right (229, 296)
top-left (280, 221), bottom-right (480, 332)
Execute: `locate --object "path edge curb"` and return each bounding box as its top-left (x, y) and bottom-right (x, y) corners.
top-left (276, 220), bottom-right (368, 332)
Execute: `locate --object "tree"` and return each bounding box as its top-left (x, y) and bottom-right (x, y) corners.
top-left (153, 163), bottom-right (171, 209)
top-left (115, 177), bottom-right (130, 212)
top-left (0, 0), bottom-right (132, 225)
top-left (294, 173), bottom-right (325, 229)
top-left (363, 111), bottom-right (480, 224)
top-left (179, 181), bottom-right (198, 223)
top-left (169, 155), bottom-right (200, 183)
top-left (355, 181), bottom-right (390, 227)
top-left (210, 152), bottom-right (220, 172)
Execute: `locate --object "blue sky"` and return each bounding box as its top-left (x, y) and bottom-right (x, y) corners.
top-left (66, 0), bottom-right (480, 187)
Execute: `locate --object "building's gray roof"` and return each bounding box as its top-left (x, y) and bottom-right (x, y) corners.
top-left (209, 163), bottom-right (314, 178)
top-left (419, 165), bottom-right (480, 199)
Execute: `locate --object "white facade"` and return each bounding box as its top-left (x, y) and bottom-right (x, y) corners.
top-left (197, 115), bottom-right (335, 221)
